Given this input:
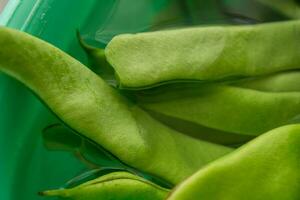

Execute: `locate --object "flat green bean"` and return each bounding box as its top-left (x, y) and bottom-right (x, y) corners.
top-left (167, 124), bottom-right (300, 200)
top-left (137, 83), bottom-right (300, 136)
top-left (105, 20), bottom-right (300, 89)
top-left (41, 171), bottom-right (169, 200)
top-left (233, 71), bottom-right (300, 92)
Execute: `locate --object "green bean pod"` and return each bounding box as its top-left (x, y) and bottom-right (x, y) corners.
top-left (41, 171), bottom-right (169, 200)
top-left (167, 124), bottom-right (300, 200)
top-left (137, 83), bottom-right (300, 136)
top-left (233, 71), bottom-right (300, 92)
top-left (105, 20), bottom-right (300, 89)
top-left (0, 27), bottom-right (232, 184)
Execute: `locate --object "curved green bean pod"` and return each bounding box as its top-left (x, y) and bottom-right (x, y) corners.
top-left (167, 124), bottom-right (300, 200)
top-left (0, 27), bottom-right (232, 184)
top-left (137, 83), bottom-right (300, 136)
top-left (41, 171), bottom-right (169, 200)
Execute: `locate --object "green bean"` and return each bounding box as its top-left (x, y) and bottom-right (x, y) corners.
top-left (105, 20), bottom-right (300, 89)
top-left (137, 83), bottom-right (300, 136)
top-left (41, 171), bottom-right (169, 200)
top-left (0, 27), bottom-right (232, 185)
top-left (167, 124), bottom-right (300, 200)
top-left (142, 109), bottom-right (254, 146)
top-left (79, 35), bottom-right (300, 139)
top-left (233, 71), bottom-right (300, 92)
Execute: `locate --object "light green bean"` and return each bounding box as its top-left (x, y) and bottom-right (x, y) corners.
top-left (137, 83), bottom-right (300, 136)
top-left (105, 20), bottom-right (300, 89)
top-left (41, 171), bottom-right (169, 200)
top-left (167, 124), bottom-right (300, 200)
top-left (233, 71), bottom-right (300, 92)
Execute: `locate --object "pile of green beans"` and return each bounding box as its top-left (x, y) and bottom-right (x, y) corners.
top-left (0, 19), bottom-right (300, 200)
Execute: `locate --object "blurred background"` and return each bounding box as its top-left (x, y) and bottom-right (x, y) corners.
top-left (0, 0), bottom-right (297, 200)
